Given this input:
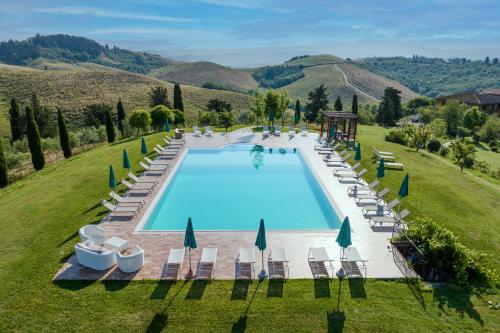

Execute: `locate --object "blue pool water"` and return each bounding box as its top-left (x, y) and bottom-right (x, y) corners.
top-left (143, 145), bottom-right (341, 231)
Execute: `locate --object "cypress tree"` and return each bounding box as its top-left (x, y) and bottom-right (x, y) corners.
top-left (116, 99), bottom-right (125, 136)
top-left (173, 83), bottom-right (184, 111)
top-left (57, 109), bottom-right (72, 158)
top-left (352, 94), bottom-right (358, 114)
top-left (105, 109), bottom-right (116, 143)
top-left (0, 139), bottom-right (8, 188)
top-left (8, 98), bottom-right (22, 141)
top-left (25, 106), bottom-right (45, 170)
top-left (334, 96), bottom-right (343, 111)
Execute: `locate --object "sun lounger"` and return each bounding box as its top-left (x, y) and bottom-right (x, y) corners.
top-left (164, 248), bottom-right (185, 280)
top-left (165, 134), bottom-right (184, 142)
top-left (308, 247), bottom-right (334, 279)
top-left (355, 187), bottom-right (389, 203)
top-left (379, 161), bottom-right (404, 170)
top-left (139, 161), bottom-right (168, 174)
top-left (205, 126), bottom-right (214, 136)
top-left (128, 172), bottom-right (159, 185)
top-left (362, 198), bottom-right (400, 215)
top-left (162, 137), bottom-right (183, 146)
top-left (372, 149), bottom-right (396, 161)
top-left (317, 143), bottom-right (341, 154)
top-left (237, 247), bottom-right (256, 279)
top-left (371, 145), bottom-right (394, 156)
top-left (347, 180), bottom-right (379, 195)
top-left (323, 150), bottom-right (348, 161)
top-left (341, 247), bottom-right (368, 279)
top-left (109, 191), bottom-right (144, 206)
top-left (153, 147), bottom-right (176, 159)
top-left (288, 126), bottom-right (295, 137)
top-left (144, 156), bottom-right (170, 166)
top-left (121, 179), bottom-right (154, 192)
top-left (301, 124), bottom-right (308, 136)
top-left (338, 169), bottom-right (367, 182)
top-left (101, 199), bottom-right (139, 216)
top-left (193, 126), bottom-right (202, 136)
top-left (262, 125), bottom-right (270, 137)
top-left (274, 126), bottom-right (281, 136)
top-left (268, 247), bottom-right (289, 279)
top-left (155, 144), bottom-right (180, 153)
top-left (195, 247), bottom-right (218, 280)
top-left (333, 162), bottom-right (361, 175)
top-left (369, 209), bottom-right (410, 226)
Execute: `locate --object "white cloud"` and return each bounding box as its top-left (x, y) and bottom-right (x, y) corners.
top-left (34, 6), bottom-right (195, 23)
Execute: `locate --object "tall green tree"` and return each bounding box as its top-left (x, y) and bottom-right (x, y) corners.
top-left (334, 96), bottom-right (343, 111)
top-left (219, 111), bottom-right (234, 132)
top-left (128, 109), bottom-right (152, 136)
top-left (294, 99), bottom-right (301, 124)
top-left (173, 83), bottom-right (184, 111)
top-left (264, 89), bottom-right (280, 125)
top-left (25, 106), bottom-right (45, 170)
top-left (31, 93), bottom-right (53, 137)
top-left (250, 90), bottom-right (266, 125)
top-left (207, 99), bottom-right (232, 113)
top-left (8, 98), bottom-right (22, 141)
top-left (278, 90), bottom-right (290, 125)
top-left (150, 105), bottom-right (174, 131)
top-left (116, 99), bottom-right (126, 136)
top-left (304, 84), bottom-right (329, 123)
top-left (440, 101), bottom-right (466, 136)
top-left (149, 86), bottom-right (170, 107)
top-left (105, 109), bottom-right (116, 143)
top-left (57, 109), bottom-right (72, 158)
top-left (377, 87), bottom-right (402, 126)
top-left (352, 94), bottom-right (358, 115)
top-left (463, 107), bottom-right (486, 132)
top-left (0, 139), bottom-right (8, 188)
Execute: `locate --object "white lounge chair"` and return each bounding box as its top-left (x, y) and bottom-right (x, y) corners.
top-left (369, 209), bottom-right (410, 226)
top-left (371, 145), bottom-right (395, 157)
top-left (288, 126), bottom-right (295, 137)
top-left (317, 143), bottom-right (341, 154)
top-left (164, 248), bottom-right (185, 280)
top-left (79, 225), bottom-right (107, 245)
top-left (378, 160), bottom-right (405, 170)
top-left (347, 180), bottom-right (379, 195)
top-left (262, 125), bottom-right (270, 137)
top-left (139, 161), bottom-right (168, 174)
top-left (274, 126), bottom-right (281, 136)
top-left (308, 247), bottom-right (334, 279)
top-left (163, 137), bottom-right (184, 146)
top-left (333, 162), bottom-right (361, 175)
top-left (325, 154), bottom-right (351, 167)
top-left (128, 172), bottom-right (159, 185)
top-left (195, 247), bottom-right (218, 280)
top-left (268, 247), bottom-right (289, 279)
top-left (362, 198), bottom-right (400, 215)
top-left (205, 126), bottom-right (214, 136)
top-left (338, 169), bottom-right (367, 182)
top-left (301, 124), bottom-right (308, 136)
top-left (165, 135), bottom-right (184, 144)
top-left (341, 247), bottom-right (368, 279)
top-left (101, 199), bottom-right (139, 216)
top-left (153, 147), bottom-right (176, 159)
top-left (117, 245), bottom-right (144, 273)
top-left (155, 144), bottom-right (180, 153)
top-left (121, 179), bottom-right (154, 192)
top-left (145, 156), bottom-right (170, 166)
top-left (323, 149), bottom-right (348, 161)
top-left (237, 247), bottom-right (256, 279)
top-left (109, 191), bottom-right (144, 206)
top-left (193, 126), bottom-right (202, 136)
top-left (355, 187), bottom-right (390, 204)
top-left (75, 241), bottom-right (117, 271)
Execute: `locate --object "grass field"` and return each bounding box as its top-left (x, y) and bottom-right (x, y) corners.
top-left (0, 128), bottom-right (498, 331)
top-left (0, 64), bottom-right (254, 137)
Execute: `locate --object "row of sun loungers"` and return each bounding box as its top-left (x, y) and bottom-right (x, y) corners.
top-left (371, 145), bottom-right (404, 169)
top-left (262, 125), bottom-right (308, 137)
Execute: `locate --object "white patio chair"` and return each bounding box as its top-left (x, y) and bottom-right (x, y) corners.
top-left (75, 241), bottom-right (117, 271)
top-left (262, 125), bottom-right (270, 137)
top-left (79, 225), bottom-right (107, 245)
top-left (193, 126), bottom-right (202, 136)
top-left (301, 124), bottom-right (308, 136)
top-left (205, 126), bottom-right (214, 136)
top-left (117, 245), bottom-right (144, 273)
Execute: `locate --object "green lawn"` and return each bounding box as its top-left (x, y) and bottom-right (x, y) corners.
top-left (354, 125), bottom-right (500, 271)
top-left (0, 130), bottom-right (498, 331)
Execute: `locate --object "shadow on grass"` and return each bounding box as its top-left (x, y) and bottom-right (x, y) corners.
top-left (314, 279), bottom-right (331, 298)
top-left (53, 280), bottom-right (97, 291)
top-left (433, 285), bottom-right (484, 326)
top-left (347, 278), bottom-right (367, 298)
top-left (150, 280), bottom-right (175, 300)
top-left (102, 280), bottom-right (133, 292)
top-left (59, 250), bottom-right (75, 264)
top-left (231, 280), bottom-right (262, 333)
top-left (185, 280), bottom-right (208, 300)
top-left (145, 312), bottom-right (168, 333)
top-left (405, 278), bottom-right (426, 309)
top-left (231, 280), bottom-right (251, 300)
top-left (267, 279), bottom-right (284, 298)
top-left (327, 310), bottom-right (346, 333)
top-left (82, 201), bottom-right (102, 215)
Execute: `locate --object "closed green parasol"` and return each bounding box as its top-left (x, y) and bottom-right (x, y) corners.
top-left (108, 165), bottom-right (116, 189)
top-left (123, 149), bottom-right (131, 169)
top-left (354, 143), bottom-right (361, 161)
top-left (255, 218), bottom-right (267, 279)
top-left (377, 158), bottom-right (385, 179)
top-left (336, 216), bottom-right (352, 260)
top-left (140, 137), bottom-right (148, 155)
top-left (184, 217), bottom-right (197, 276)
top-left (398, 174), bottom-right (409, 198)
top-left (164, 118), bottom-right (171, 133)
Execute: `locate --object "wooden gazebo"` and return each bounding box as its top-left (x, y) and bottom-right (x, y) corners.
top-left (320, 112), bottom-right (359, 146)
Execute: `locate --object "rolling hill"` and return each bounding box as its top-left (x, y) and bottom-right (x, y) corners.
top-left (0, 64), bottom-right (253, 137)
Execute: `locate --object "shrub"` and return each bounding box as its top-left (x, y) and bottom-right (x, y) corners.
top-left (450, 141), bottom-right (476, 171)
top-left (128, 109), bottom-right (152, 135)
top-left (479, 115), bottom-right (500, 142)
top-left (385, 128), bottom-right (408, 145)
top-left (492, 146), bottom-right (498, 153)
top-left (457, 126), bottom-right (470, 139)
top-left (150, 105), bottom-right (174, 131)
top-left (427, 138), bottom-right (441, 152)
top-left (439, 146), bottom-right (449, 157)
top-left (488, 140), bottom-right (497, 148)
top-left (475, 161), bottom-right (490, 174)
top-left (404, 217), bottom-right (490, 285)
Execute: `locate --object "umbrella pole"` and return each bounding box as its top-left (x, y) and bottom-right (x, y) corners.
top-left (258, 250), bottom-right (267, 280)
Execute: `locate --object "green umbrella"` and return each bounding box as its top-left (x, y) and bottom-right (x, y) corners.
top-left (354, 143), bottom-right (361, 161)
top-left (164, 118), bottom-right (171, 133)
top-left (255, 218), bottom-right (267, 279)
top-left (336, 217), bottom-right (352, 260)
top-left (398, 174), bottom-right (409, 198)
top-left (184, 217), bottom-right (197, 275)
top-left (140, 137), bottom-right (148, 155)
top-left (294, 107), bottom-right (300, 124)
top-left (377, 158), bottom-right (385, 179)
top-left (328, 123), bottom-right (336, 142)
top-left (122, 150), bottom-right (131, 169)
top-left (108, 165), bottom-right (116, 189)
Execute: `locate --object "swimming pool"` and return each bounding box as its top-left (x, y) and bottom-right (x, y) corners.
top-left (140, 145), bottom-right (341, 231)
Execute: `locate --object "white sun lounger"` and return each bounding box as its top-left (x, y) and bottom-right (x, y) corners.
top-left (371, 145), bottom-right (394, 156)
top-left (109, 191), bottom-right (144, 206)
top-left (237, 247), bottom-right (256, 279)
top-left (155, 144), bottom-right (180, 153)
top-left (165, 135), bottom-right (184, 143)
top-left (369, 209), bottom-right (410, 226)
top-left (153, 147), bottom-right (176, 159)
top-left (144, 156), bottom-right (170, 166)
top-left (308, 247), bottom-right (334, 279)
top-left (268, 247), bottom-right (289, 279)
top-left (333, 162), bottom-right (361, 175)
top-left (362, 198), bottom-right (400, 215)
top-left (338, 169), bottom-right (367, 182)
top-left (318, 144), bottom-right (341, 154)
top-left (139, 161), bottom-right (168, 173)
top-left (101, 199), bottom-right (139, 216)
top-left (193, 126), bottom-right (202, 136)
top-left (341, 247), bottom-right (368, 279)
top-left (121, 179), bottom-right (154, 192)
top-left (262, 125), bottom-right (270, 137)
top-left (379, 161), bottom-right (405, 170)
top-left (274, 125), bottom-right (281, 136)
top-left (323, 150), bottom-right (348, 161)
top-left (128, 172), bottom-right (159, 185)
top-left (164, 248), bottom-right (185, 280)
top-left (196, 247), bottom-right (218, 280)
top-left (301, 124), bottom-right (308, 136)
top-left (162, 137), bottom-right (183, 146)
top-left (205, 126), bottom-right (214, 136)
top-left (355, 187), bottom-right (390, 203)
top-left (288, 126), bottom-right (295, 137)
top-left (347, 180), bottom-right (379, 195)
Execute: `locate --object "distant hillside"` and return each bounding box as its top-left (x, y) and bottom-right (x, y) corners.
top-left (0, 64), bottom-right (253, 137)
top-left (0, 34), bottom-right (177, 74)
top-left (359, 56), bottom-right (500, 97)
top-left (149, 61), bottom-right (257, 93)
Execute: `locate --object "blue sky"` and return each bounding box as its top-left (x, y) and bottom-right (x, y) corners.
top-left (1, 0), bottom-right (499, 67)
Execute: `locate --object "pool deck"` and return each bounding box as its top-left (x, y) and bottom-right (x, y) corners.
top-left (54, 128), bottom-right (414, 281)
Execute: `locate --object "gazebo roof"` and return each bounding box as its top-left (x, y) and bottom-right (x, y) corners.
top-left (325, 112), bottom-right (358, 119)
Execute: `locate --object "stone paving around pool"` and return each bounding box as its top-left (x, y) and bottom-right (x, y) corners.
top-left (54, 128), bottom-right (414, 281)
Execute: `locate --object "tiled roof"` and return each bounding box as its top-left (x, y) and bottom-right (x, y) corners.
top-left (436, 90), bottom-right (500, 105)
